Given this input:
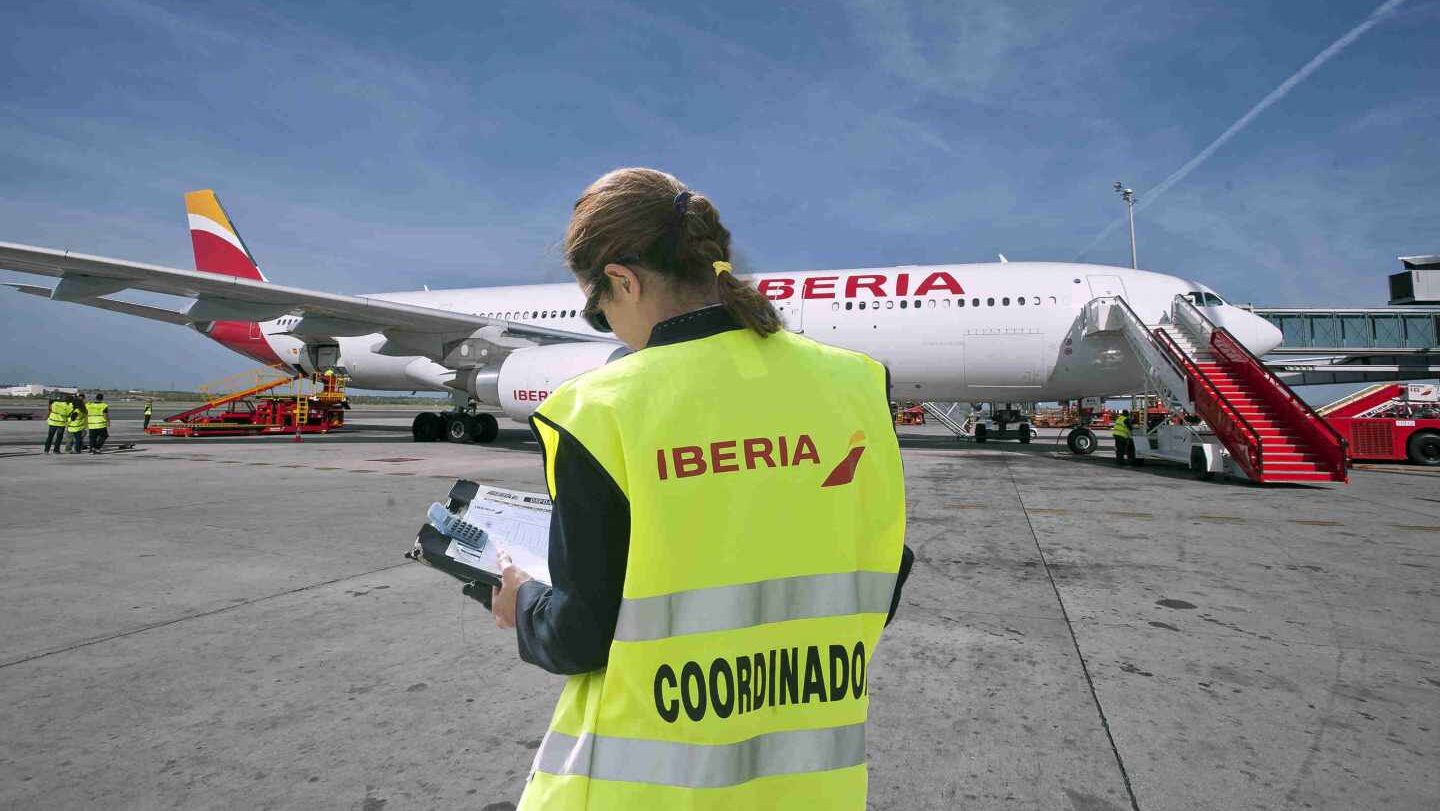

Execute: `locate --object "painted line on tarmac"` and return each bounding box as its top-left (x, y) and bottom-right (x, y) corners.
top-left (0, 561), bottom-right (411, 671)
top-left (1001, 455), bottom-right (1142, 811)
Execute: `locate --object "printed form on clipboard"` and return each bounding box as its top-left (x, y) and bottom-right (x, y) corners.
top-left (422, 481), bottom-right (552, 586)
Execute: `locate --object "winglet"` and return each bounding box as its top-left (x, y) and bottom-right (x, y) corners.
top-left (185, 189), bottom-right (267, 282)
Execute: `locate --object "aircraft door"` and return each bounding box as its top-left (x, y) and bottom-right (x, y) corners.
top-left (308, 342), bottom-right (341, 373)
top-left (779, 298), bottom-right (804, 332)
top-left (1087, 275), bottom-right (1128, 300)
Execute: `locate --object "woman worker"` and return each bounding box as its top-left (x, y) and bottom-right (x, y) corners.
top-left (490, 168), bottom-right (913, 809)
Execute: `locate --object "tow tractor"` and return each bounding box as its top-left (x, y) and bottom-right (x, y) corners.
top-left (972, 404), bottom-right (1038, 444)
top-left (147, 365), bottom-right (349, 438)
top-left (1318, 383), bottom-right (1440, 466)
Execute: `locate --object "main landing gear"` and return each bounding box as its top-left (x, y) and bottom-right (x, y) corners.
top-left (1066, 427), bottom-right (1097, 455)
top-left (412, 411), bottom-right (499, 443)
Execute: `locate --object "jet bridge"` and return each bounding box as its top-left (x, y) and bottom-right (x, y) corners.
top-left (1252, 305), bottom-right (1440, 385)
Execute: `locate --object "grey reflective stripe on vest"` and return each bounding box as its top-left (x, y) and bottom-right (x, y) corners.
top-left (534, 723), bottom-right (865, 788)
top-left (614, 570), bottom-right (896, 642)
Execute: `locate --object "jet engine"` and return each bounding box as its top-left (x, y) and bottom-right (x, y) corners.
top-left (455, 342), bottom-right (629, 422)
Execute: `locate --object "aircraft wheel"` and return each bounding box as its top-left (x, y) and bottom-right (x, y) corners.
top-left (1189, 447), bottom-right (1215, 480)
top-left (475, 413), bottom-right (500, 443)
top-left (1017, 423), bottom-right (1032, 444)
top-left (447, 414), bottom-right (477, 443)
top-left (1066, 427), bottom-right (1096, 455)
top-left (974, 424), bottom-right (988, 443)
top-left (412, 412), bottom-right (442, 442)
top-left (1407, 431), bottom-right (1440, 466)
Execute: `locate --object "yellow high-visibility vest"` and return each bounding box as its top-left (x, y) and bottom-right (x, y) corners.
top-left (144, 404), bottom-right (152, 416)
top-left (522, 327), bottom-right (905, 810)
top-left (1112, 414), bottom-right (1130, 439)
top-left (48, 400), bottom-right (73, 427)
top-left (86, 402), bottom-right (109, 429)
top-left (67, 408), bottom-right (86, 432)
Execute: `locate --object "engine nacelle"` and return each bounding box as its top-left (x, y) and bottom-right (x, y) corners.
top-left (458, 343), bottom-right (629, 421)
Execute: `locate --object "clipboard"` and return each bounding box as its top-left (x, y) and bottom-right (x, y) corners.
top-left (406, 479), bottom-right (553, 605)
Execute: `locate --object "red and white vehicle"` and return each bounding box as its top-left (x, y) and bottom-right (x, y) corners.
top-left (1319, 383), bottom-right (1440, 466)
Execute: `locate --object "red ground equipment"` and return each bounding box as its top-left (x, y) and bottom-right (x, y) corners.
top-left (147, 365), bottom-right (348, 437)
top-left (1319, 383), bottom-right (1440, 466)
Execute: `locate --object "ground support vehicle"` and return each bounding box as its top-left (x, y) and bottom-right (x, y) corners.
top-left (147, 366), bottom-right (348, 438)
top-left (1319, 383), bottom-right (1440, 466)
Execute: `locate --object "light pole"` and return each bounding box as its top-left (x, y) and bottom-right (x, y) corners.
top-left (1113, 181), bottom-right (1137, 269)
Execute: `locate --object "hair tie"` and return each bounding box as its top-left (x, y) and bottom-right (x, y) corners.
top-left (713, 261), bottom-right (732, 276)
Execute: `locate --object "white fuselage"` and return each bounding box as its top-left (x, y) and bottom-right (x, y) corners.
top-left (255, 262), bottom-right (1283, 403)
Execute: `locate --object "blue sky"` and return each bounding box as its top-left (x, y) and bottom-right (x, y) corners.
top-left (2, 0), bottom-right (1437, 389)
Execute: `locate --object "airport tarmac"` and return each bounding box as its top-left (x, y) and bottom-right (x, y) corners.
top-left (1, 410), bottom-right (1437, 810)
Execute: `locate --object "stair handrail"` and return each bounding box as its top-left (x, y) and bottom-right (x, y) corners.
top-left (921, 401), bottom-right (971, 437)
top-left (1149, 325), bottom-right (1265, 479)
top-left (1092, 296), bottom-right (1192, 413)
top-left (1174, 296), bottom-right (1348, 479)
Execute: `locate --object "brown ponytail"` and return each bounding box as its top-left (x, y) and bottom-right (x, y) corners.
top-left (564, 168), bottom-right (783, 337)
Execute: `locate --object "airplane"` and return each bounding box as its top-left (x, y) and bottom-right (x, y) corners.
top-left (1, 190), bottom-right (1283, 452)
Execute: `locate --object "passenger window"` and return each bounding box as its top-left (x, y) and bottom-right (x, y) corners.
top-left (845, 302), bottom-right (853, 310)
top-left (927, 299), bottom-right (936, 309)
top-left (986, 297), bottom-right (995, 306)
top-left (831, 302), bottom-right (840, 311)
top-left (913, 299), bottom-right (921, 309)
top-left (1032, 296), bottom-right (1040, 305)
top-left (972, 298), bottom-right (980, 307)
top-left (1049, 296), bottom-right (1057, 304)
top-left (1002, 297), bottom-right (1010, 306)
top-left (942, 299), bottom-right (950, 308)
top-left (859, 301), bottom-right (866, 310)
top-left (900, 300), bottom-right (908, 309)
top-left (1017, 297), bottom-right (1025, 306)
top-left (885, 301), bottom-right (894, 309)
top-left (958, 298), bottom-right (965, 307)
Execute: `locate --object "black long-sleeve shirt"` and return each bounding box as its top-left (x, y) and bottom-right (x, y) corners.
top-left (514, 306), bottom-right (913, 675)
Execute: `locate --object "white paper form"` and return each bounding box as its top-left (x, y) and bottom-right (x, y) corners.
top-left (427, 485), bottom-right (552, 585)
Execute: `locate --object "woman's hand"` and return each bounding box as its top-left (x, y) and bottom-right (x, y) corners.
top-left (491, 549), bottom-right (533, 630)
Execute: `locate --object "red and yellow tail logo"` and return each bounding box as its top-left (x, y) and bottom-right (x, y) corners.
top-left (821, 430), bottom-right (866, 488)
top-left (185, 190), bottom-right (266, 282)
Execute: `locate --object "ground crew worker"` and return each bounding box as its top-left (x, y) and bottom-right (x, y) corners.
top-left (488, 168), bottom-right (913, 810)
top-left (86, 393), bottom-right (110, 454)
top-left (44, 394), bottom-right (73, 453)
top-left (143, 400), bottom-right (153, 430)
top-left (67, 395), bottom-right (87, 453)
top-left (1113, 408), bottom-right (1135, 465)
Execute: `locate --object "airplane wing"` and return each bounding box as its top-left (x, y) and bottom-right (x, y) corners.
top-left (3, 281), bottom-right (194, 326)
top-left (0, 240), bottom-right (612, 365)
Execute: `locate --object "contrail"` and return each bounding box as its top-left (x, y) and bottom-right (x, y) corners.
top-left (1074, 0), bottom-right (1408, 261)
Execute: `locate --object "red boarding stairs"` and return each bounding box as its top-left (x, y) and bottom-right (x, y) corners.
top-left (1155, 298), bottom-right (1348, 483)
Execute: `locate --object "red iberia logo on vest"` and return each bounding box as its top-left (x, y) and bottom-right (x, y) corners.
top-left (654, 430), bottom-right (865, 488)
top-left (821, 431), bottom-right (866, 488)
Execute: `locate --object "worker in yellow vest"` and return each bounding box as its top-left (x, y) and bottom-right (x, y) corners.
top-left (44, 394), bottom-right (73, 453)
top-left (86, 393), bottom-right (110, 454)
top-left (66, 395), bottom-right (87, 453)
top-left (489, 169), bottom-right (912, 810)
top-left (143, 400), bottom-right (153, 430)
top-left (1112, 409), bottom-right (1135, 465)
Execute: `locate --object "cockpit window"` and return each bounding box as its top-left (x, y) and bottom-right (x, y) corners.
top-left (1185, 291), bottom-right (1226, 307)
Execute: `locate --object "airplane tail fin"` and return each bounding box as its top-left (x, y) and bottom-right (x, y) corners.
top-left (185, 189), bottom-right (267, 282)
